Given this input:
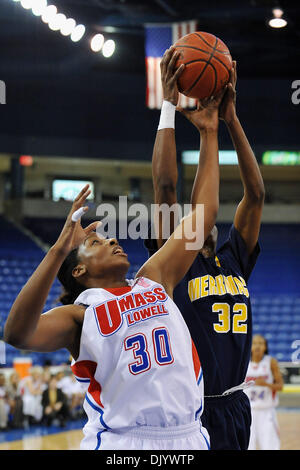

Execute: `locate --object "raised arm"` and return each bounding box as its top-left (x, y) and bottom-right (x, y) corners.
top-left (176, 94), bottom-right (222, 213)
top-left (151, 47), bottom-right (185, 248)
top-left (4, 186), bottom-right (98, 356)
top-left (138, 93), bottom-right (223, 296)
top-left (220, 62), bottom-right (265, 254)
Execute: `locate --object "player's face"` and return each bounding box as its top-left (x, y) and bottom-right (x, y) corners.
top-left (76, 233), bottom-right (130, 279)
top-left (252, 335), bottom-right (267, 357)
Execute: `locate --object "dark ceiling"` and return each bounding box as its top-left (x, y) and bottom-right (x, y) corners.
top-left (0, 0), bottom-right (300, 79)
top-left (0, 0), bottom-right (299, 160)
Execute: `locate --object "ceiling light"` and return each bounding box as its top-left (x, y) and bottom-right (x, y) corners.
top-left (102, 39), bottom-right (115, 58)
top-left (70, 24), bottom-right (86, 42)
top-left (20, 0), bottom-right (34, 8)
top-left (60, 18), bottom-right (76, 36)
top-left (48, 13), bottom-right (67, 31)
top-left (31, 0), bottom-right (48, 17)
top-left (91, 34), bottom-right (105, 52)
top-left (41, 4), bottom-right (57, 24)
top-left (269, 8), bottom-right (287, 28)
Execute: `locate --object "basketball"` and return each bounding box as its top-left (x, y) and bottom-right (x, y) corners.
top-left (173, 31), bottom-right (232, 100)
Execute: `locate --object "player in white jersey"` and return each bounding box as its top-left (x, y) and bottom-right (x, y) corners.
top-left (4, 91), bottom-right (223, 450)
top-left (70, 278), bottom-right (208, 450)
top-left (245, 334), bottom-right (284, 450)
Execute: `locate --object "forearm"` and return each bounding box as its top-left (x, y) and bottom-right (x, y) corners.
top-left (191, 129), bottom-right (219, 213)
top-left (142, 130), bottom-right (219, 290)
top-left (152, 102), bottom-right (178, 247)
top-left (4, 245), bottom-right (66, 346)
top-left (226, 116), bottom-right (265, 202)
top-left (152, 128), bottom-right (178, 205)
top-left (263, 382), bottom-right (283, 392)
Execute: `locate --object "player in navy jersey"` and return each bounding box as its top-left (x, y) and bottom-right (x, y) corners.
top-left (145, 47), bottom-right (265, 450)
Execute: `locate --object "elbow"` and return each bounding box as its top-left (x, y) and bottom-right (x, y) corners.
top-left (246, 184), bottom-right (265, 205)
top-left (3, 322), bottom-right (26, 349)
top-left (3, 332), bottom-right (20, 349)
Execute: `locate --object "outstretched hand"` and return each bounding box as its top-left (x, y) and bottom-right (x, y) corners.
top-left (53, 184), bottom-right (100, 256)
top-left (176, 87), bottom-right (227, 132)
top-left (160, 46), bottom-right (185, 106)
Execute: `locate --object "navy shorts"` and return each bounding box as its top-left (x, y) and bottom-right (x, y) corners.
top-left (201, 390), bottom-right (251, 450)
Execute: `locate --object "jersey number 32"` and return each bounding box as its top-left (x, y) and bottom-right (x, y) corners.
top-left (212, 303), bottom-right (248, 334)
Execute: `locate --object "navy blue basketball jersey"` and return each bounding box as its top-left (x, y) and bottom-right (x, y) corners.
top-left (145, 224), bottom-right (260, 396)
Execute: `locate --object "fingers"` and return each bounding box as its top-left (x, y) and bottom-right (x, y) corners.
top-left (161, 46), bottom-right (182, 81)
top-left (84, 221), bottom-right (102, 235)
top-left (73, 185), bottom-right (91, 209)
top-left (160, 47), bottom-right (174, 75)
top-left (69, 185), bottom-right (91, 223)
top-left (73, 184), bottom-right (90, 203)
top-left (210, 86), bottom-right (227, 107)
top-left (172, 63), bottom-right (185, 82)
top-left (230, 60), bottom-right (237, 86)
top-left (167, 48), bottom-right (179, 73)
top-left (71, 206), bottom-right (89, 223)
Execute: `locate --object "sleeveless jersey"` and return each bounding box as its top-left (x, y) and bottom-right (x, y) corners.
top-left (245, 355), bottom-right (278, 409)
top-left (145, 225), bottom-right (260, 396)
top-left (71, 277), bottom-right (204, 444)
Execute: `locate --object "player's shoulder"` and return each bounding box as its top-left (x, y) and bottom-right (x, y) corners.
top-left (45, 303), bottom-right (86, 325)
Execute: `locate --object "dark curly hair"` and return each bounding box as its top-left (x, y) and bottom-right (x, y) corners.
top-left (57, 248), bottom-right (86, 305)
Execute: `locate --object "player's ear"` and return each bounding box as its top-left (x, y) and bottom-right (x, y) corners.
top-left (72, 264), bottom-right (87, 279)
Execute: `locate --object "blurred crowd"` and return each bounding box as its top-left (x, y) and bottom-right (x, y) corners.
top-left (0, 365), bottom-right (86, 430)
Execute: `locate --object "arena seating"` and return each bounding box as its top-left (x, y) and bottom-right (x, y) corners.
top-left (0, 216), bottom-right (67, 366)
top-left (0, 216), bottom-right (299, 365)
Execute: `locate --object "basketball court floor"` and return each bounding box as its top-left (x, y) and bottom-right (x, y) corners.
top-left (0, 410), bottom-right (299, 450)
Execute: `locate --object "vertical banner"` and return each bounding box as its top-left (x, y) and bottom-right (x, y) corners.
top-left (145, 21), bottom-right (198, 109)
top-left (0, 341), bottom-right (6, 365)
top-left (0, 80), bottom-right (6, 104)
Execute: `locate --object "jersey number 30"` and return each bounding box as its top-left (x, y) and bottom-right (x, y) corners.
top-left (124, 327), bottom-right (174, 375)
top-left (212, 303), bottom-right (248, 334)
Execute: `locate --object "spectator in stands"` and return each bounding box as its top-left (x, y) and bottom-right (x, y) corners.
top-left (21, 366), bottom-right (43, 426)
top-left (245, 334), bottom-right (284, 450)
top-left (41, 375), bottom-right (69, 427)
top-left (42, 361), bottom-right (52, 386)
top-left (0, 373), bottom-right (9, 430)
top-left (57, 371), bottom-right (85, 420)
top-left (6, 371), bottom-right (23, 429)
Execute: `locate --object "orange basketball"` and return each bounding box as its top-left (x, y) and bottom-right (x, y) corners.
top-left (173, 31), bottom-right (232, 100)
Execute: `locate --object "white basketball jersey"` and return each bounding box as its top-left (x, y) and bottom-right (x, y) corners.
top-left (71, 277), bottom-right (204, 444)
top-left (245, 355), bottom-right (278, 409)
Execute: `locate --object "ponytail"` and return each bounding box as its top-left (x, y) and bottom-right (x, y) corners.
top-left (57, 249), bottom-right (85, 305)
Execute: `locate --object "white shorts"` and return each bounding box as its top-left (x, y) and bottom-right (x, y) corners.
top-left (80, 421), bottom-right (210, 450)
top-left (248, 407), bottom-right (280, 450)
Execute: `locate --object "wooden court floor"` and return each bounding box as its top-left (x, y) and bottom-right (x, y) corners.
top-left (0, 410), bottom-right (299, 450)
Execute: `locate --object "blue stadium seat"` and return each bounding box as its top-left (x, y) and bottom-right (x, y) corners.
top-left (252, 324), bottom-right (261, 332)
top-left (1, 217), bottom-right (300, 366)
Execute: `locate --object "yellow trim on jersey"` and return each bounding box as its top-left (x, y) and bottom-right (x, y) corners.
top-left (188, 274), bottom-right (249, 302)
top-left (215, 256), bottom-right (221, 267)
